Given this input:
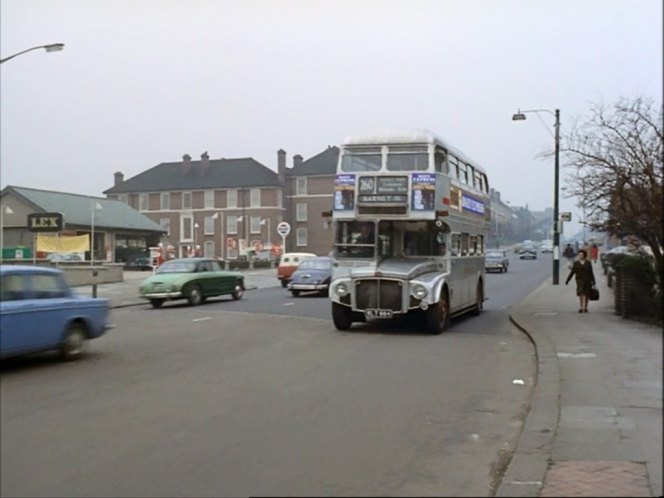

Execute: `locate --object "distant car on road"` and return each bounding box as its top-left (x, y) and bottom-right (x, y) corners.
top-left (139, 257), bottom-right (244, 308)
top-left (277, 252), bottom-right (317, 288)
top-left (540, 242), bottom-right (554, 253)
top-left (485, 250), bottom-right (509, 273)
top-left (0, 265), bottom-right (112, 360)
top-left (288, 256), bottom-right (333, 296)
top-left (519, 244), bottom-right (538, 259)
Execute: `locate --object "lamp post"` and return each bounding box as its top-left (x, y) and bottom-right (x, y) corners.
top-left (90, 201), bottom-right (103, 267)
top-left (193, 222), bottom-right (200, 257)
top-left (512, 108), bottom-right (561, 284)
top-left (1, 43), bottom-right (65, 64)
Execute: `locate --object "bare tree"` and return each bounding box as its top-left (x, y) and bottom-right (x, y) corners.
top-left (562, 97), bottom-right (663, 284)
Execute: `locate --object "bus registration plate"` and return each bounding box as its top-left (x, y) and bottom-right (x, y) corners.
top-left (365, 309), bottom-right (393, 319)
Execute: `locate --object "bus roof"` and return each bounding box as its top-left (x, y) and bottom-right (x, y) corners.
top-left (341, 129), bottom-right (486, 175)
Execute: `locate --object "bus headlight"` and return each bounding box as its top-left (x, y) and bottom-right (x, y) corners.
top-left (411, 284), bottom-right (428, 300)
top-left (334, 282), bottom-right (349, 297)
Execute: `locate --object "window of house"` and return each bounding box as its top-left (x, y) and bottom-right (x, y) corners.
top-left (277, 189), bottom-right (283, 207)
top-left (296, 203), bottom-right (307, 222)
top-left (204, 241), bottom-right (215, 258)
top-left (227, 215), bottom-right (238, 234)
top-left (182, 192), bottom-right (192, 209)
top-left (117, 194), bottom-right (127, 204)
top-left (250, 188), bottom-right (260, 207)
top-left (139, 193), bottom-right (149, 211)
top-left (227, 189), bottom-right (237, 208)
top-left (204, 216), bottom-right (215, 235)
top-left (181, 216), bottom-right (193, 240)
top-left (296, 177), bottom-right (307, 195)
top-left (204, 190), bottom-right (214, 208)
top-left (160, 218), bottom-right (170, 236)
top-left (296, 227), bottom-right (307, 246)
top-left (250, 216), bottom-right (261, 234)
top-left (161, 192), bottom-right (170, 210)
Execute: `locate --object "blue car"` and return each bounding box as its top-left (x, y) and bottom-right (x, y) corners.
top-left (0, 265), bottom-right (112, 361)
top-left (287, 256), bottom-right (333, 297)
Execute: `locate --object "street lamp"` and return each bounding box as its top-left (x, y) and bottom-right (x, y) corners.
top-left (1, 43), bottom-right (65, 64)
top-left (90, 201), bottom-right (103, 266)
top-left (512, 108), bottom-right (561, 284)
top-left (194, 222), bottom-right (200, 257)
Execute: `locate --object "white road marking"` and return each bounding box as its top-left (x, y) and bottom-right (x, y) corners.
top-left (283, 302), bottom-right (294, 306)
top-left (192, 317), bottom-right (211, 322)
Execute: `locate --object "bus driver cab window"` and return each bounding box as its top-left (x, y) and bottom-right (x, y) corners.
top-left (434, 221), bottom-right (451, 256)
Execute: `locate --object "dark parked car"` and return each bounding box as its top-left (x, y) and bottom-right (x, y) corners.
top-left (0, 265), bottom-right (112, 360)
top-left (485, 250), bottom-right (509, 273)
top-left (519, 244), bottom-right (538, 259)
top-left (600, 246), bottom-right (632, 272)
top-left (287, 256), bottom-right (333, 297)
top-left (125, 256), bottom-right (154, 271)
top-left (139, 257), bottom-right (244, 308)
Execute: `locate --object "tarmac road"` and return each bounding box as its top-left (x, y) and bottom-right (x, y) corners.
top-left (1, 255), bottom-right (549, 497)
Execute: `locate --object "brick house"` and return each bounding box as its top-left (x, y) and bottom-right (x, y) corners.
top-left (104, 146), bottom-right (341, 260)
top-left (103, 152), bottom-right (283, 260)
top-left (281, 146), bottom-right (339, 255)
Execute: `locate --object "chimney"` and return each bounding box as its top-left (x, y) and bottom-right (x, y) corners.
top-left (114, 171), bottom-right (124, 187)
top-left (293, 154), bottom-right (303, 169)
top-left (200, 151), bottom-right (210, 173)
top-left (182, 153), bottom-right (192, 176)
top-left (277, 149), bottom-right (286, 185)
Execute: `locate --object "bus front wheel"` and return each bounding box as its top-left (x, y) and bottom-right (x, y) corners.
top-left (425, 291), bottom-right (448, 335)
top-left (332, 302), bottom-right (353, 330)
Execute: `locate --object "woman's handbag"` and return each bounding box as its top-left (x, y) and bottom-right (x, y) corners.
top-left (589, 286), bottom-right (600, 301)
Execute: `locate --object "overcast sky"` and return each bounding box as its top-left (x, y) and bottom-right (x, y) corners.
top-left (1, 0), bottom-right (662, 237)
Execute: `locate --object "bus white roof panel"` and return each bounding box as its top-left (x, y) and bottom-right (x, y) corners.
top-left (341, 129), bottom-right (486, 174)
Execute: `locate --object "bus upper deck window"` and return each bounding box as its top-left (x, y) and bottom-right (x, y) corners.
top-left (435, 150), bottom-right (448, 173)
top-left (340, 149), bottom-right (382, 172)
top-left (386, 152), bottom-right (429, 171)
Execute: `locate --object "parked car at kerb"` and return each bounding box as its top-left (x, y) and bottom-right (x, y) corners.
top-left (125, 256), bottom-right (154, 271)
top-left (485, 250), bottom-right (509, 273)
top-left (519, 244), bottom-right (538, 259)
top-left (600, 245), bottom-right (632, 272)
top-left (46, 252), bottom-right (83, 262)
top-left (0, 265), bottom-right (112, 360)
top-left (288, 256), bottom-right (333, 296)
top-left (139, 258), bottom-right (244, 308)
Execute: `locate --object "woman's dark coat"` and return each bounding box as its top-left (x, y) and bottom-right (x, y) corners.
top-left (565, 260), bottom-right (596, 296)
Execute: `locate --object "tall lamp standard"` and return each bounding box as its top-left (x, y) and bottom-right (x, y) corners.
top-left (1, 43), bottom-right (64, 64)
top-left (512, 108), bottom-right (561, 284)
top-left (90, 201), bottom-right (103, 267)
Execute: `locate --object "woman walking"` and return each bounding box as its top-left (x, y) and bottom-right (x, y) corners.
top-left (565, 249), bottom-right (596, 313)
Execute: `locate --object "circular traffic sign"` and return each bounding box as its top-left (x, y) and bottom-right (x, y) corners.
top-left (276, 221), bottom-right (291, 237)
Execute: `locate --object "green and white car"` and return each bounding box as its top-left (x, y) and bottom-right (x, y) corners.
top-left (139, 258), bottom-right (244, 308)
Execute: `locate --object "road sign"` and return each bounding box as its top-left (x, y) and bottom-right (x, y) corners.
top-left (560, 212), bottom-right (572, 222)
top-left (276, 221), bottom-right (291, 237)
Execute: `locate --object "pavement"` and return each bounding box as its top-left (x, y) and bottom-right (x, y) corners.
top-left (75, 264), bottom-right (663, 497)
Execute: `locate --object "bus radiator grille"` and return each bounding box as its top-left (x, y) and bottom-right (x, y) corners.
top-left (355, 279), bottom-right (403, 312)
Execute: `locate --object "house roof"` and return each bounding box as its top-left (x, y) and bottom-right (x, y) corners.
top-left (286, 146), bottom-right (339, 176)
top-left (3, 186), bottom-right (166, 233)
top-left (104, 157), bottom-right (281, 194)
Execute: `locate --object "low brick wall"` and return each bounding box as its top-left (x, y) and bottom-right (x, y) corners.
top-left (61, 264), bottom-right (124, 287)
